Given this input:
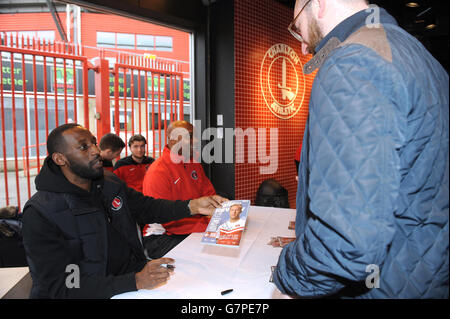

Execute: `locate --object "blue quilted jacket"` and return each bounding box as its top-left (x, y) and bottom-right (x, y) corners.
top-left (274, 8), bottom-right (449, 298)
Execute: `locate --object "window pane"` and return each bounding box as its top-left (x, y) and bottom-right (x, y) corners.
top-left (116, 33), bottom-right (135, 49)
top-left (17, 31), bottom-right (35, 40)
top-left (97, 31), bottom-right (115, 47)
top-left (155, 36), bottom-right (172, 52)
top-left (136, 34), bottom-right (154, 50)
top-left (36, 31), bottom-right (55, 43)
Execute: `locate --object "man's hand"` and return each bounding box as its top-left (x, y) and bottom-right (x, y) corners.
top-left (189, 195), bottom-right (228, 216)
top-left (135, 258), bottom-right (175, 290)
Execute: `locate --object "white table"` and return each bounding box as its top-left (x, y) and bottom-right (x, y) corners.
top-left (0, 267), bottom-right (29, 298)
top-left (113, 206), bottom-right (295, 299)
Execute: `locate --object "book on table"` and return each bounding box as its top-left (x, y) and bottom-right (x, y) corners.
top-left (201, 200), bottom-right (250, 247)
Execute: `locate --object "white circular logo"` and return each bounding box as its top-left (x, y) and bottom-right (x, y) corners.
top-left (260, 44), bottom-right (306, 120)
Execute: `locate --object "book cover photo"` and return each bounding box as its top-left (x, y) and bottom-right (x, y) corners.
top-left (201, 200), bottom-right (250, 247)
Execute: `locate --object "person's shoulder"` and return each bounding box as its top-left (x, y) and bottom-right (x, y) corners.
top-left (142, 157), bottom-right (171, 191)
top-left (24, 190), bottom-right (65, 211)
top-left (145, 155), bottom-right (167, 174)
top-left (143, 156), bottom-right (155, 165)
top-left (102, 170), bottom-right (129, 196)
top-left (102, 159), bottom-right (114, 168)
top-left (113, 156), bottom-right (133, 170)
top-left (104, 169), bottom-right (123, 183)
top-left (338, 25), bottom-right (393, 64)
top-left (22, 191), bottom-right (68, 227)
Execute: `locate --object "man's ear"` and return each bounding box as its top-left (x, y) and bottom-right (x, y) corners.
top-left (52, 152), bottom-right (67, 167)
top-left (316, 0), bottom-right (326, 19)
top-left (102, 149), bottom-right (111, 158)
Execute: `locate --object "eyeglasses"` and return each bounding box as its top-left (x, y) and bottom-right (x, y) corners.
top-left (288, 0), bottom-right (313, 43)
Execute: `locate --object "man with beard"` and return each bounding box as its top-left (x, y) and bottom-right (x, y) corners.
top-left (21, 123), bottom-right (227, 298)
top-left (274, 0), bottom-right (448, 298)
top-left (113, 134), bottom-right (154, 193)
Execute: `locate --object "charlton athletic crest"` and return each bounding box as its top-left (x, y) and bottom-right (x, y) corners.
top-left (111, 196), bottom-right (123, 211)
top-left (191, 170), bottom-right (199, 180)
top-left (260, 43), bottom-right (306, 120)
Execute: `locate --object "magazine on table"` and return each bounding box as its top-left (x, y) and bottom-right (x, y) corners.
top-left (201, 200), bottom-right (250, 247)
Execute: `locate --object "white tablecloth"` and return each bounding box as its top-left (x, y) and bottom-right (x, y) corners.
top-left (0, 267), bottom-right (29, 298)
top-left (113, 206), bottom-right (295, 299)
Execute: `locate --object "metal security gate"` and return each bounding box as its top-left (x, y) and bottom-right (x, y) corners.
top-left (112, 53), bottom-right (185, 158)
top-left (0, 36), bottom-right (187, 209)
top-left (0, 34), bottom-right (89, 208)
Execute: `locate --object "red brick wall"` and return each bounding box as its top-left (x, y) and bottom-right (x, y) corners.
top-left (234, 0), bottom-right (316, 208)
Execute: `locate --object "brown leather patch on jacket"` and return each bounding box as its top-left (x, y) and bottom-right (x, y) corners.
top-left (340, 26), bottom-right (393, 63)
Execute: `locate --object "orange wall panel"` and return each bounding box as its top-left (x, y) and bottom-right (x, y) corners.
top-left (234, 0), bottom-right (316, 208)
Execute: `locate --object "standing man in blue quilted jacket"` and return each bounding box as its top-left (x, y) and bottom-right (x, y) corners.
top-left (274, 0), bottom-right (449, 298)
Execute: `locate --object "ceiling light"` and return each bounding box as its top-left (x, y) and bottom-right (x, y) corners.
top-left (406, 2), bottom-right (420, 8)
top-left (425, 24), bottom-right (437, 30)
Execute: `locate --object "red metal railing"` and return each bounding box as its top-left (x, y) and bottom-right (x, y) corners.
top-left (22, 143), bottom-right (46, 177)
top-left (0, 34), bottom-right (90, 208)
top-left (1, 34), bottom-right (189, 209)
top-left (113, 53), bottom-right (184, 158)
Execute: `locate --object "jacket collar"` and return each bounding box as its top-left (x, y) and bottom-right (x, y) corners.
top-left (35, 156), bottom-right (103, 197)
top-left (303, 7), bottom-right (397, 74)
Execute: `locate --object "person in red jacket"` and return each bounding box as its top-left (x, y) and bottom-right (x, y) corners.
top-left (142, 120), bottom-right (216, 258)
top-left (99, 133), bottom-right (125, 172)
top-left (113, 134), bottom-right (154, 193)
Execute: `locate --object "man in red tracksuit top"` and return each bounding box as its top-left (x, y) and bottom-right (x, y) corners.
top-left (113, 134), bottom-right (154, 193)
top-left (142, 121), bottom-right (216, 258)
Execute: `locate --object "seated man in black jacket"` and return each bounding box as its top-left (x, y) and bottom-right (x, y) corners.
top-left (22, 123), bottom-right (226, 299)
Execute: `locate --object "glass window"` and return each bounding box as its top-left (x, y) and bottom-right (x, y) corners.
top-left (17, 31), bottom-right (35, 40)
top-left (116, 33), bottom-right (135, 49)
top-left (137, 34), bottom-right (154, 50)
top-left (36, 31), bottom-right (55, 43)
top-left (97, 31), bottom-right (115, 48)
top-left (155, 36), bottom-right (173, 51)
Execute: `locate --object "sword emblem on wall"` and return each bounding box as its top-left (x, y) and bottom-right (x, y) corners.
top-left (278, 58), bottom-right (295, 101)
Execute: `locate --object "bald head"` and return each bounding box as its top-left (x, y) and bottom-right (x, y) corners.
top-left (167, 121), bottom-right (194, 160)
top-left (167, 121), bottom-right (193, 141)
top-left (47, 123), bottom-right (83, 156)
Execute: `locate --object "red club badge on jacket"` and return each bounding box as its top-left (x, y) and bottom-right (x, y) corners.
top-left (111, 196), bottom-right (123, 211)
top-left (191, 170), bottom-right (198, 180)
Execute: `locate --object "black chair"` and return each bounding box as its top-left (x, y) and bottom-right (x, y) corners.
top-left (255, 179), bottom-right (289, 208)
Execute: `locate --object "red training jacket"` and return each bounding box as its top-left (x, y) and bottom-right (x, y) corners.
top-left (142, 146), bottom-right (216, 235)
top-left (113, 155), bottom-right (154, 193)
